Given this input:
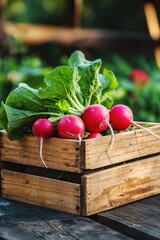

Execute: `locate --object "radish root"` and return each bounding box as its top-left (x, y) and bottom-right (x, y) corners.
top-left (132, 121), bottom-right (160, 139)
top-left (40, 137), bottom-right (48, 168)
top-left (107, 122), bottom-right (115, 153)
top-left (77, 134), bottom-right (82, 147)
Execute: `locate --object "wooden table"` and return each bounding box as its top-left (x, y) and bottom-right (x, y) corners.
top-left (0, 195), bottom-right (159, 240)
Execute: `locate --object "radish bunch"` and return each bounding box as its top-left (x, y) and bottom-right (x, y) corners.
top-left (57, 104), bottom-right (114, 144)
top-left (32, 104), bottom-right (112, 167)
top-left (32, 104), bottom-right (160, 168)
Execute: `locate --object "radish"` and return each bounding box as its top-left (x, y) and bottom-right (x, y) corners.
top-left (86, 132), bottom-right (103, 139)
top-left (57, 115), bottom-right (85, 141)
top-left (82, 104), bottom-right (110, 132)
top-left (82, 104), bottom-right (114, 151)
top-left (109, 104), bottom-right (160, 139)
top-left (32, 118), bottom-right (54, 168)
top-left (129, 69), bottom-right (149, 86)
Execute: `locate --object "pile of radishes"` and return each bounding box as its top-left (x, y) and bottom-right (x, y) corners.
top-left (32, 103), bottom-right (160, 168)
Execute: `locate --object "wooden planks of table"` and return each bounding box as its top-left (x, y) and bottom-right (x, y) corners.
top-left (0, 195), bottom-right (159, 240)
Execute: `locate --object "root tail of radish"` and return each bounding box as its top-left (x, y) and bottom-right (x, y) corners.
top-left (132, 121), bottom-right (160, 139)
top-left (107, 122), bottom-right (115, 153)
top-left (40, 137), bottom-right (48, 168)
top-left (77, 134), bottom-right (82, 147)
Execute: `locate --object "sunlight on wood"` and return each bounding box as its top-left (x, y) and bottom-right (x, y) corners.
top-left (144, 2), bottom-right (160, 40)
top-left (73, 0), bottom-right (83, 27)
top-left (154, 47), bottom-right (160, 68)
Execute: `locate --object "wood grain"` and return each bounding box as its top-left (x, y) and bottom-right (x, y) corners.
top-left (81, 155), bottom-right (160, 215)
top-left (95, 195), bottom-right (160, 240)
top-left (0, 198), bottom-right (133, 240)
top-left (1, 132), bottom-right (82, 172)
top-left (0, 125), bottom-right (160, 216)
top-left (1, 170), bottom-right (81, 215)
top-left (1, 125), bottom-right (160, 172)
top-left (82, 125), bottom-right (160, 169)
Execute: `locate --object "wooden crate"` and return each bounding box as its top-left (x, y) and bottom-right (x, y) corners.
top-left (0, 124), bottom-right (160, 216)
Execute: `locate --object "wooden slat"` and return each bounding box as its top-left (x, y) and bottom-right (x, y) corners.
top-left (1, 125), bottom-right (160, 171)
top-left (3, 21), bottom-right (152, 50)
top-left (1, 170), bottom-right (81, 215)
top-left (82, 125), bottom-right (160, 170)
top-left (1, 131), bottom-right (82, 172)
top-left (95, 195), bottom-right (160, 240)
top-left (81, 155), bottom-right (160, 216)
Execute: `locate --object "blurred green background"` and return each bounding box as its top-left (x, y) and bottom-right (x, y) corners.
top-left (5, 0), bottom-right (147, 30)
top-left (1, 0), bottom-right (160, 122)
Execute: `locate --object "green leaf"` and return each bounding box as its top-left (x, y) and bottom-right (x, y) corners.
top-left (38, 66), bottom-right (84, 113)
top-left (56, 99), bottom-right (70, 113)
top-left (68, 50), bottom-right (102, 104)
top-left (101, 96), bottom-right (114, 109)
top-left (38, 66), bottom-right (76, 99)
top-left (0, 102), bottom-right (8, 130)
top-left (103, 68), bottom-right (119, 90)
top-left (1, 103), bottom-right (53, 140)
top-left (6, 83), bottom-right (48, 112)
top-left (68, 50), bottom-right (87, 67)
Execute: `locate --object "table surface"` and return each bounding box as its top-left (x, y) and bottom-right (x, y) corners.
top-left (0, 194), bottom-right (159, 240)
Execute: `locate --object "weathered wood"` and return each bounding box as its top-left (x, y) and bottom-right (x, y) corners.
top-left (82, 124), bottom-right (160, 169)
top-left (0, 198), bottom-right (133, 240)
top-left (81, 155), bottom-right (160, 215)
top-left (1, 132), bottom-right (82, 172)
top-left (1, 124), bottom-right (160, 172)
top-left (0, 124), bottom-right (160, 216)
top-left (94, 195), bottom-right (160, 240)
top-left (1, 170), bottom-right (81, 215)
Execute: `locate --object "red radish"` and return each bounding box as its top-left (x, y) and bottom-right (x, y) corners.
top-left (109, 104), bottom-right (160, 139)
top-left (110, 104), bottom-right (133, 131)
top-left (57, 115), bottom-right (85, 141)
top-left (86, 132), bottom-right (103, 139)
top-left (32, 118), bottom-right (54, 168)
top-left (82, 104), bottom-right (114, 151)
top-left (82, 104), bottom-right (110, 132)
top-left (129, 69), bottom-right (149, 86)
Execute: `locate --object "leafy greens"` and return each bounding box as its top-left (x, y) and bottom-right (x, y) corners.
top-left (0, 50), bottom-right (119, 140)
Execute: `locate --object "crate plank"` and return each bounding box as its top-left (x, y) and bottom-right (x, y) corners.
top-left (82, 125), bottom-right (160, 169)
top-left (81, 155), bottom-right (160, 216)
top-left (1, 125), bottom-right (160, 172)
top-left (1, 132), bottom-right (82, 172)
top-left (1, 170), bottom-right (81, 215)
top-left (0, 124), bottom-right (160, 216)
